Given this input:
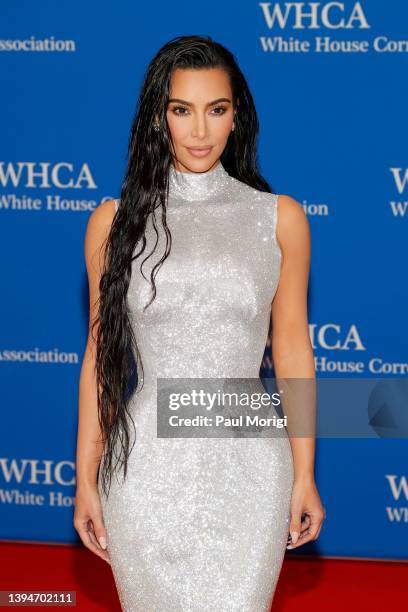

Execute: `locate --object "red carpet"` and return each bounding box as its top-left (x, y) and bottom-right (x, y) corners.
top-left (0, 542), bottom-right (406, 611)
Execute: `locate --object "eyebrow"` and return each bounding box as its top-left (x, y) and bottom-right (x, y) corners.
top-left (167, 97), bottom-right (232, 106)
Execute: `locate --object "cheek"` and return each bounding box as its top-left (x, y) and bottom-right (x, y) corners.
top-left (166, 114), bottom-right (187, 143)
top-left (212, 119), bottom-right (233, 141)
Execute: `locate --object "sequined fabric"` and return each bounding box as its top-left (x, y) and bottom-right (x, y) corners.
top-left (98, 161), bottom-right (294, 611)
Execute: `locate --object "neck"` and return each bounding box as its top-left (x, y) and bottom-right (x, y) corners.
top-left (168, 160), bottom-right (230, 202)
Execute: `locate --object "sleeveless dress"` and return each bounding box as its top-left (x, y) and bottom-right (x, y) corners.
top-left (98, 161), bottom-right (294, 611)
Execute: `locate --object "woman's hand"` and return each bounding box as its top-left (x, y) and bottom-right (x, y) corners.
top-left (74, 483), bottom-right (111, 564)
top-left (287, 476), bottom-right (325, 549)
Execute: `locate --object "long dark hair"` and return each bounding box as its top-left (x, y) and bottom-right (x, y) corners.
top-left (93, 34), bottom-right (273, 498)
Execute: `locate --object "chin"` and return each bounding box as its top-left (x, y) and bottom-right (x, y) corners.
top-left (177, 154), bottom-right (220, 172)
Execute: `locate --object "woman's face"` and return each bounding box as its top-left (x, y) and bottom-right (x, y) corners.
top-left (164, 67), bottom-right (237, 173)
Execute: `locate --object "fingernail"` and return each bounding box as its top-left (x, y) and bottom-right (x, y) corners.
top-left (291, 531), bottom-right (299, 544)
top-left (98, 536), bottom-right (107, 550)
top-left (286, 544), bottom-right (293, 549)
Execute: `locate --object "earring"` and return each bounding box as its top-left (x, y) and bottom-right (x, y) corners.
top-left (231, 122), bottom-right (235, 132)
top-left (153, 123), bottom-right (160, 132)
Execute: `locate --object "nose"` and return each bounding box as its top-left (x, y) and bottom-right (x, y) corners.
top-left (191, 113), bottom-right (208, 140)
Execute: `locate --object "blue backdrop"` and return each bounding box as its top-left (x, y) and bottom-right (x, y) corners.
top-left (1, 1), bottom-right (407, 560)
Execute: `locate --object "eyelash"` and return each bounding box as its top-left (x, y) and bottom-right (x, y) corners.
top-left (171, 106), bottom-right (228, 116)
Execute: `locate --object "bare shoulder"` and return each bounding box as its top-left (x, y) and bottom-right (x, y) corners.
top-left (84, 199), bottom-right (117, 272)
top-left (87, 198), bottom-right (117, 232)
top-left (275, 194), bottom-right (310, 253)
top-left (85, 199), bottom-right (117, 241)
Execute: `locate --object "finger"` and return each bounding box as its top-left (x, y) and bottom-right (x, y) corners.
top-left (87, 519), bottom-right (107, 550)
top-left (87, 530), bottom-right (111, 564)
top-left (289, 508), bottom-right (302, 545)
top-left (288, 525), bottom-right (311, 544)
top-left (287, 514), bottom-right (311, 543)
top-left (87, 529), bottom-right (111, 564)
top-left (287, 527), bottom-right (315, 548)
top-left (77, 525), bottom-right (111, 564)
top-left (91, 514), bottom-right (108, 551)
top-left (288, 515), bottom-right (323, 548)
top-left (300, 514), bottom-right (311, 533)
top-left (314, 522), bottom-right (324, 541)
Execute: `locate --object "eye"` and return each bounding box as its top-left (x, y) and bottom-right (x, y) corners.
top-left (211, 106), bottom-right (228, 115)
top-left (172, 106), bottom-right (189, 115)
top-left (170, 105), bottom-right (228, 116)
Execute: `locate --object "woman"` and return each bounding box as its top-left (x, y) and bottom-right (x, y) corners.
top-left (74, 35), bottom-right (325, 611)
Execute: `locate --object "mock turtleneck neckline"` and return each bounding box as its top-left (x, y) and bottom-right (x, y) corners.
top-left (168, 161), bottom-right (230, 202)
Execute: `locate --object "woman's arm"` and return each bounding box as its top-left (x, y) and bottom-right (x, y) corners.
top-left (271, 194), bottom-right (315, 478)
top-left (74, 199), bottom-right (116, 563)
top-left (271, 194), bottom-right (325, 548)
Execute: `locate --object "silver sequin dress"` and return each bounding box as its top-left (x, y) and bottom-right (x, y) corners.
top-left (98, 161), bottom-right (294, 611)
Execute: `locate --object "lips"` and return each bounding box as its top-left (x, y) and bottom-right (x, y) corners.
top-left (186, 146), bottom-right (213, 157)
